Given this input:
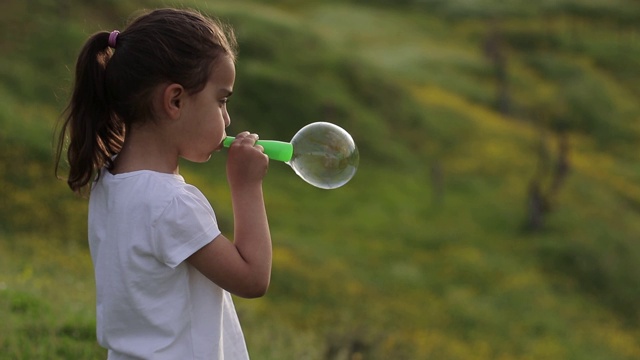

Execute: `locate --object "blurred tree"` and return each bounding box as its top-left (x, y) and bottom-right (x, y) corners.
top-left (430, 159), bottom-right (444, 206)
top-left (483, 18), bottom-right (511, 116)
top-left (525, 129), bottom-right (570, 231)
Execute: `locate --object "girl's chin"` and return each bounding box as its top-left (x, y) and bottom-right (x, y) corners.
top-left (195, 154), bottom-right (213, 163)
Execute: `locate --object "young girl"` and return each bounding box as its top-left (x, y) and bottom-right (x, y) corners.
top-left (55, 8), bottom-right (271, 359)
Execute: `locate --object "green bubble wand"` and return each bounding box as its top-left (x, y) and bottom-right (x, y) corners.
top-left (223, 122), bottom-right (359, 189)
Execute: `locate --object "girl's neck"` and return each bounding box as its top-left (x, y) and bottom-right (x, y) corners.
top-left (111, 125), bottom-right (179, 175)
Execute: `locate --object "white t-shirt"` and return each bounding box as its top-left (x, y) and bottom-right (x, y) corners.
top-left (88, 169), bottom-right (249, 360)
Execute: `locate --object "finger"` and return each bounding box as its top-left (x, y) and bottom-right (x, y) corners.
top-left (240, 133), bottom-right (259, 145)
top-left (234, 131), bottom-right (251, 141)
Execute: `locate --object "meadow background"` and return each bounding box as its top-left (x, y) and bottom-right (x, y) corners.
top-left (2, 0), bottom-right (640, 359)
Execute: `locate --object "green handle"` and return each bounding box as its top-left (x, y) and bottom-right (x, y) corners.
top-left (223, 136), bottom-right (294, 162)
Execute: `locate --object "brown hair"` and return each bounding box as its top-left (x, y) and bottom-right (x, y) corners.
top-left (55, 8), bottom-right (237, 194)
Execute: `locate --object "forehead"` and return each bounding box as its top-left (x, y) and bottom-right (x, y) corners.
top-left (208, 56), bottom-right (235, 87)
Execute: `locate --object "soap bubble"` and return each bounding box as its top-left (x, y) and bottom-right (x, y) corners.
top-left (288, 122), bottom-right (359, 189)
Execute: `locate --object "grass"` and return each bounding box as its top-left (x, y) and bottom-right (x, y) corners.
top-left (2, 0), bottom-right (640, 358)
top-left (0, 236), bottom-right (104, 359)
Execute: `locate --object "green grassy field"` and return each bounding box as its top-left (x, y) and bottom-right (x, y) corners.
top-left (2, 0), bottom-right (640, 358)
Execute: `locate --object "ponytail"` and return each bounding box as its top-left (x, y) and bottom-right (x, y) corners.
top-left (55, 32), bottom-right (124, 195)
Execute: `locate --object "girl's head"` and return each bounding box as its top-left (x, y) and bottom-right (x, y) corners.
top-left (56, 8), bottom-right (237, 194)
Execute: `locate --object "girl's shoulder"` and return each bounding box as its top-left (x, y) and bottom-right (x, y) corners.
top-left (103, 169), bottom-right (186, 192)
top-left (97, 169), bottom-right (207, 210)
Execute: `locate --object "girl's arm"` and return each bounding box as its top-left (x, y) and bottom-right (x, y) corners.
top-left (187, 132), bottom-right (272, 298)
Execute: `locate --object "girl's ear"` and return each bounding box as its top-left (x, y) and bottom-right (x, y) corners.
top-left (162, 83), bottom-right (185, 120)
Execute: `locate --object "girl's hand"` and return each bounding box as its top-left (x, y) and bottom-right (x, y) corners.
top-left (226, 132), bottom-right (269, 189)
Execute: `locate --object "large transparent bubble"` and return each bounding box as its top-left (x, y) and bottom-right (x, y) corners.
top-left (288, 122), bottom-right (359, 189)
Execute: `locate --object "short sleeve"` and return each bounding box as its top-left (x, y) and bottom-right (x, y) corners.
top-left (153, 188), bottom-right (221, 268)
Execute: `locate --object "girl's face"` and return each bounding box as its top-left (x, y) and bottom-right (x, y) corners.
top-left (177, 56), bottom-right (236, 163)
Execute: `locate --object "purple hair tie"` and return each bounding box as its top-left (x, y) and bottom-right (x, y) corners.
top-left (108, 30), bottom-right (120, 48)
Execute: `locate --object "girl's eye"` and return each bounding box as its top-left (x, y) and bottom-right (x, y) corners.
top-left (219, 98), bottom-right (229, 106)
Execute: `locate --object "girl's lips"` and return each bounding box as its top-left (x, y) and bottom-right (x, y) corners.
top-left (214, 135), bottom-right (227, 151)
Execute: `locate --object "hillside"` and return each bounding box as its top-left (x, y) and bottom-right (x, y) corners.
top-left (2, 0), bottom-right (640, 359)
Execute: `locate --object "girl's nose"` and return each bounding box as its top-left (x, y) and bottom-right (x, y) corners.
top-left (224, 110), bottom-right (231, 128)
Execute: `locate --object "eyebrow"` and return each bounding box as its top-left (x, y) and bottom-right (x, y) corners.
top-left (219, 89), bottom-right (233, 97)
